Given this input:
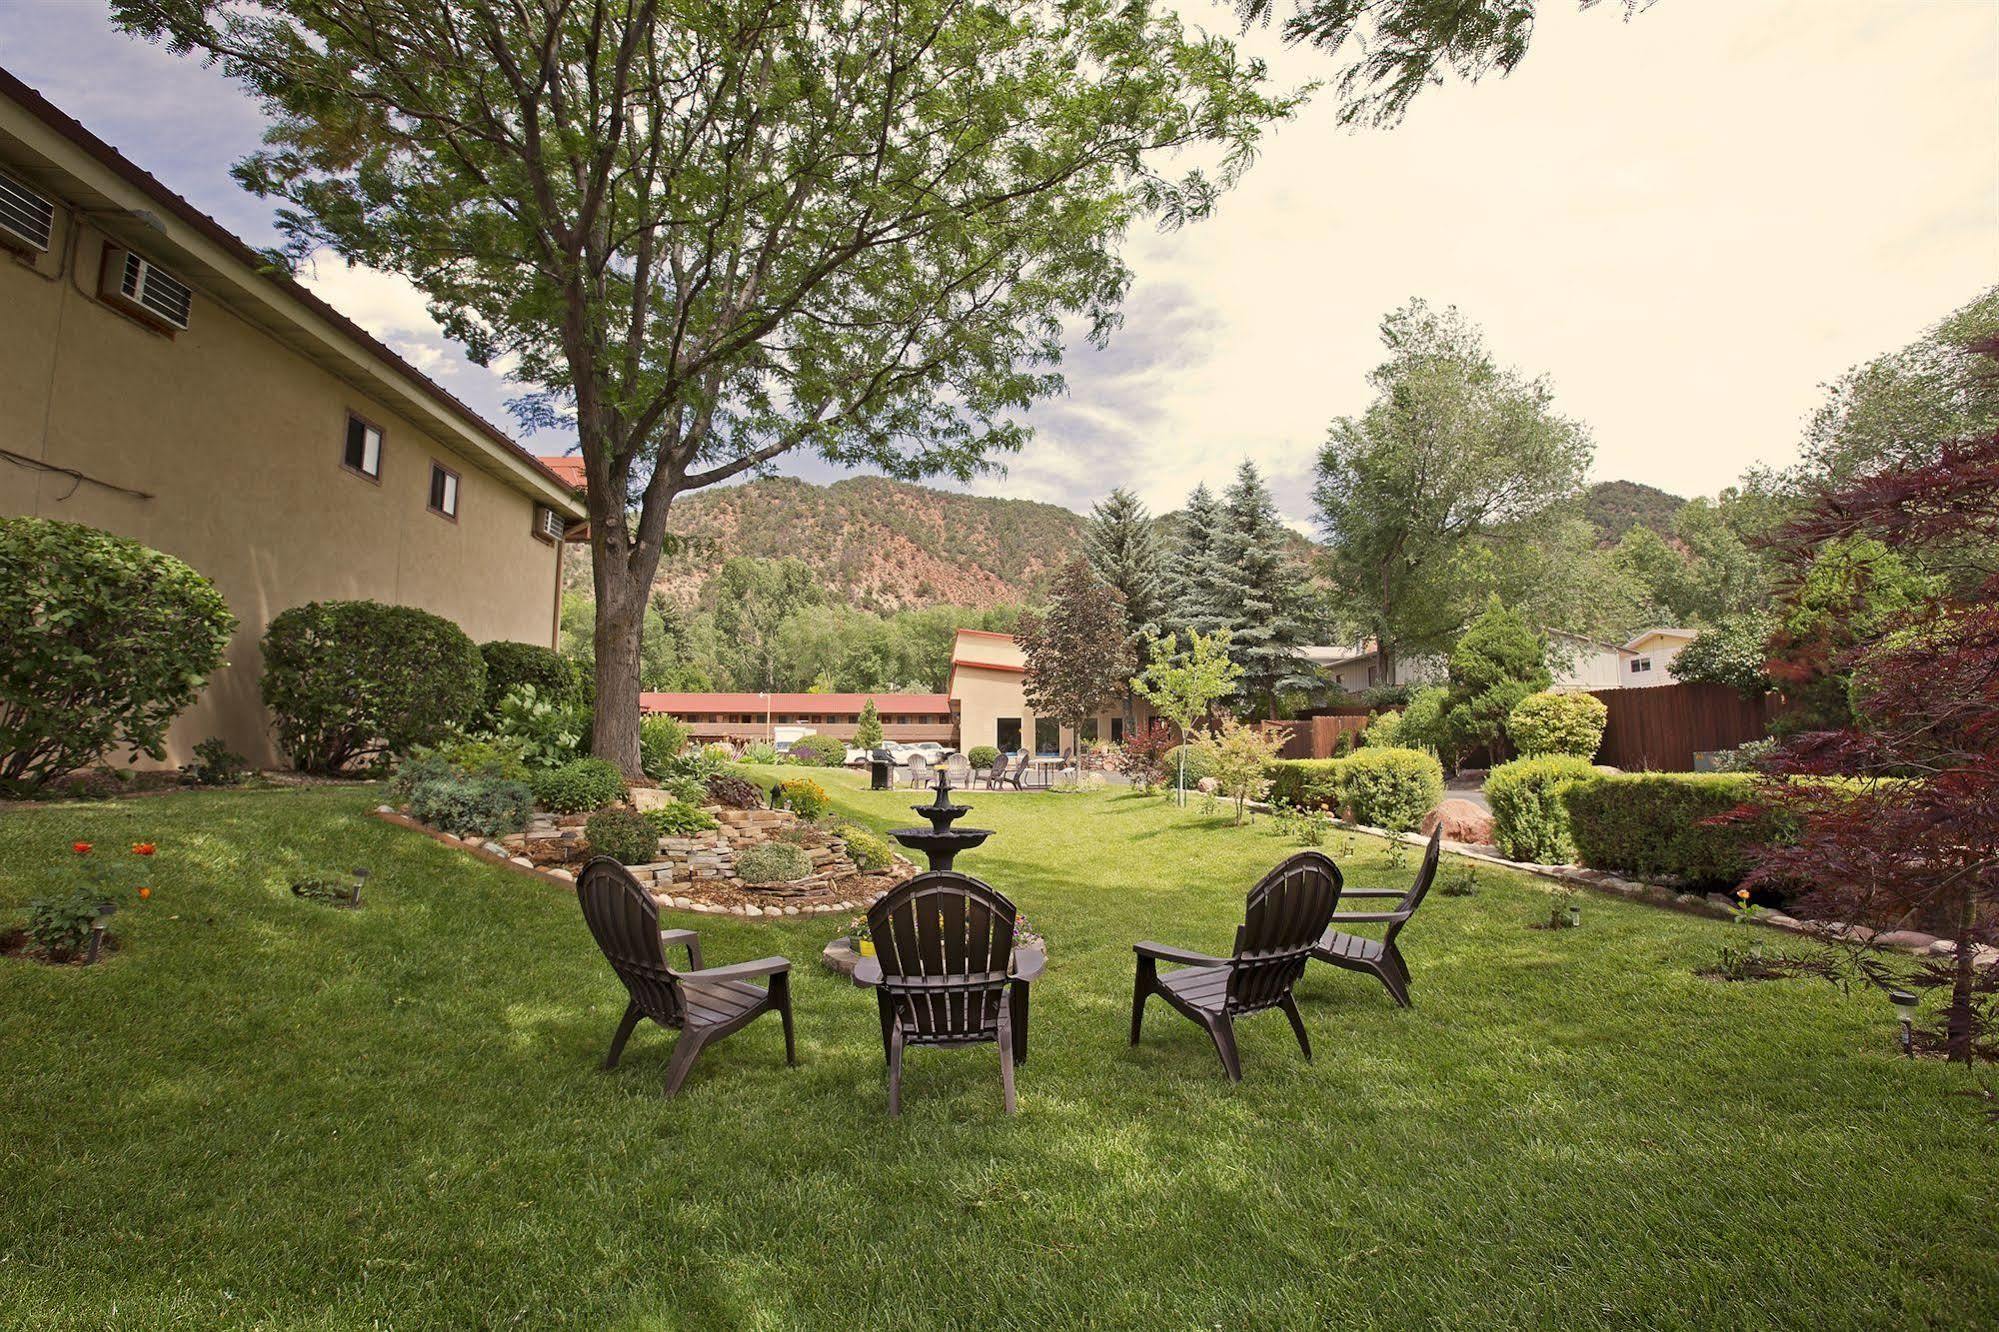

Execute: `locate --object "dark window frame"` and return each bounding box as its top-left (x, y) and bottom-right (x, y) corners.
top-left (342, 412), bottom-right (384, 484)
top-left (427, 460), bottom-right (461, 521)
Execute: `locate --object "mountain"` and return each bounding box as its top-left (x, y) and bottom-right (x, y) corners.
top-left (1583, 479), bottom-right (1685, 541)
top-left (642, 476), bottom-right (1088, 611)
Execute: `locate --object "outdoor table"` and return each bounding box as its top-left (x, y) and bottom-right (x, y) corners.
top-left (1029, 757), bottom-right (1063, 788)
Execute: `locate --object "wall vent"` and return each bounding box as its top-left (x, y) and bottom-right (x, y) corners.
top-left (534, 504), bottom-right (567, 542)
top-left (0, 170), bottom-right (55, 253)
top-left (101, 247), bottom-right (193, 331)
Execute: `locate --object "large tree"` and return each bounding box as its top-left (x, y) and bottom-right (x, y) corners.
top-left (1084, 488), bottom-right (1166, 641)
top-left (121, 0), bottom-right (1295, 775)
top-left (1213, 461), bottom-right (1316, 717)
top-left (1163, 482), bottom-right (1232, 640)
top-left (1019, 558), bottom-right (1136, 748)
top-left (1312, 299), bottom-right (1592, 681)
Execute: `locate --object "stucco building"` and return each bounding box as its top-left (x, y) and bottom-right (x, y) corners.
top-left (638, 692), bottom-right (956, 748)
top-left (947, 629), bottom-right (1157, 754)
top-left (0, 71), bottom-right (586, 767)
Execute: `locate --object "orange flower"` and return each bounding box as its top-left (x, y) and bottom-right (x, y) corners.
top-left (131, 842), bottom-right (156, 856)
top-left (72, 841), bottom-right (92, 855)
top-left (138, 887), bottom-right (151, 900)
top-left (1736, 888), bottom-right (1750, 900)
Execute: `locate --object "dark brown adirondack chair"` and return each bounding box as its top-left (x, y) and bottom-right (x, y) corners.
top-left (1311, 828), bottom-right (1440, 1008)
top-left (1130, 851), bottom-right (1342, 1082)
top-left (996, 751), bottom-right (1030, 790)
top-left (576, 857), bottom-right (796, 1097)
top-left (853, 871), bottom-right (1045, 1114)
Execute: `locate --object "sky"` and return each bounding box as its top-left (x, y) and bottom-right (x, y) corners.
top-left (4, 1), bottom-right (1994, 530)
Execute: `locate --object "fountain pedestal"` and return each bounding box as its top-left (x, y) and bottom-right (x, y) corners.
top-left (888, 770), bottom-right (993, 872)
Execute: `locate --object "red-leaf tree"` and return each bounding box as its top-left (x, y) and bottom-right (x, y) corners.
top-left (1020, 559), bottom-right (1136, 751)
top-left (1744, 356), bottom-right (1999, 1062)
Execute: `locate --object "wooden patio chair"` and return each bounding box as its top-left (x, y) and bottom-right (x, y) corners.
top-left (1129, 851), bottom-right (1341, 1082)
top-left (996, 751), bottom-right (1030, 790)
top-left (576, 857), bottom-right (796, 1098)
top-left (1310, 829), bottom-right (1440, 1008)
top-left (853, 870), bottom-right (1045, 1114)
top-left (905, 753), bottom-right (932, 789)
top-left (943, 753), bottom-right (973, 788)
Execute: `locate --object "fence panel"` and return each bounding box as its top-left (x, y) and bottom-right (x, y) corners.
top-left (1589, 683), bottom-right (1776, 771)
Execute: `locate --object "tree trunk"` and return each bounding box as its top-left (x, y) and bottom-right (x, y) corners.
top-left (1946, 885), bottom-right (1979, 1064)
top-left (592, 568), bottom-right (650, 781)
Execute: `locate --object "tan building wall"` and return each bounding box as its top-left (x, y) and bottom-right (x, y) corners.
top-left (947, 630), bottom-right (1156, 754)
top-left (1, 84), bottom-right (582, 768)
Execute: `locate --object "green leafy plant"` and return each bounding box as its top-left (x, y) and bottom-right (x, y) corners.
top-left (261, 600), bottom-right (483, 774)
top-left (742, 741), bottom-right (780, 765)
top-left (0, 517), bottom-right (235, 792)
top-left (391, 735), bottom-right (532, 804)
top-left (775, 778), bottom-right (829, 820)
top-left (644, 801), bottom-right (719, 838)
top-left (493, 682), bottom-right (589, 771)
top-left (1191, 717), bottom-right (1284, 824)
top-left (1485, 756), bottom-right (1601, 863)
top-left (1267, 759), bottom-right (1343, 811)
top-left (700, 743), bottom-right (738, 766)
top-left (706, 773), bottom-right (763, 810)
top-left (478, 640), bottom-right (578, 722)
top-left (408, 775), bottom-right (534, 839)
top-left (839, 826), bottom-right (892, 872)
top-left (967, 745), bottom-right (1002, 771)
top-left (183, 738), bottom-right (250, 787)
top-left (585, 808), bottom-right (660, 866)
top-left (1564, 773), bottom-right (1790, 887)
top-left (531, 758), bottom-right (627, 814)
top-left (657, 774), bottom-right (707, 804)
top-left (27, 888), bottom-right (110, 961)
top-left (638, 714), bottom-right (692, 780)
top-left (736, 841), bottom-right (813, 885)
top-left (1337, 747), bottom-right (1444, 832)
top-left (789, 733), bottom-right (846, 766)
top-left (1439, 864), bottom-right (1479, 897)
top-left (1361, 709), bottom-right (1402, 748)
top-left (1508, 690), bottom-right (1608, 760)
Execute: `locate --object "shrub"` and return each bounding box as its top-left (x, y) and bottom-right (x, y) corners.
top-left (1, 517), bottom-right (235, 791)
top-left (262, 600), bottom-right (483, 773)
top-left (1338, 747), bottom-right (1444, 832)
top-left (706, 773), bottom-right (764, 809)
top-left (478, 640), bottom-right (576, 722)
top-left (408, 775), bottom-right (534, 839)
top-left (789, 733), bottom-right (846, 766)
top-left (391, 735), bottom-right (531, 803)
top-left (638, 714), bottom-right (692, 781)
top-left (1268, 759), bottom-right (1343, 810)
top-left (855, 699), bottom-right (885, 749)
top-left (493, 683), bottom-right (589, 771)
top-left (1564, 773), bottom-right (1780, 886)
top-left (1361, 710), bottom-right (1402, 748)
top-left (1396, 685), bottom-right (1453, 764)
top-left (776, 778), bottom-right (829, 820)
top-left (967, 745), bottom-right (1003, 771)
top-left (742, 741), bottom-right (779, 765)
top-left (28, 887), bottom-right (108, 960)
top-left (531, 758), bottom-right (627, 814)
top-left (736, 840), bottom-right (813, 884)
top-left (1162, 743), bottom-right (1215, 789)
top-left (1509, 691), bottom-right (1609, 759)
top-left (700, 742), bottom-right (737, 766)
top-left (645, 801), bottom-right (719, 838)
top-left (1191, 718), bottom-right (1284, 824)
top-left (840, 826), bottom-right (892, 873)
top-left (585, 808), bottom-right (659, 866)
top-left (1485, 757), bottom-right (1601, 863)
top-left (184, 738), bottom-right (250, 787)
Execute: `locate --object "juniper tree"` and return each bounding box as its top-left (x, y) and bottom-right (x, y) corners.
top-left (118, 0), bottom-right (1295, 775)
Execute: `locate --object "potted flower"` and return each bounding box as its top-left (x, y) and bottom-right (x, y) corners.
top-left (847, 913), bottom-right (874, 957)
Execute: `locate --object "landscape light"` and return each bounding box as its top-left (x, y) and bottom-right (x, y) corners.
top-left (1889, 989), bottom-right (1919, 1058)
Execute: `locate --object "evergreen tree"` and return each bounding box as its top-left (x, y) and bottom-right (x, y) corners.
top-left (1164, 483), bottom-right (1232, 639)
top-left (1442, 598), bottom-right (1551, 759)
top-left (1084, 488), bottom-right (1166, 639)
top-left (1214, 461), bottom-right (1318, 717)
top-left (855, 698), bottom-right (884, 749)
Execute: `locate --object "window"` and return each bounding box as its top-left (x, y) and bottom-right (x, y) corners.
top-left (1110, 717), bottom-right (1125, 744)
top-left (343, 414), bottom-right (382, 481)
top-left (428, 462), bottom-right (460, 519)
top-left (1081, 718), bottom-right (1099, 743)
top-left (1034, 717), bottom-right (1060, 754)
top-left (996, 718), bottom-right (1022, 753)
top-left (1367, 664), bottom-right (1379, 687)
top-left (1631, 657), bottom-right (1652, 674)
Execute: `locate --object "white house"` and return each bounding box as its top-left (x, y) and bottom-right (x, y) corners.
top-left (1619, 628), bottom-right (1699, 688)
top-left (1301, 626), bottom-right (1697, 696)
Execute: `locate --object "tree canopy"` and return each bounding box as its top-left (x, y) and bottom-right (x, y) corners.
top-left (1020, 559), bottom-right (1136, 736)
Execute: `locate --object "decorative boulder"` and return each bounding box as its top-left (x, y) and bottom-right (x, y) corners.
top-left (1423, 798), bottom-right (1495, 847)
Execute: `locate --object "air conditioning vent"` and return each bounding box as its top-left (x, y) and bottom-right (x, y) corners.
top-left (101, 247), bottom-right (193, 331)
top-left (534, 504), bottom-right (567, 543)
top-left (0, 170), bottom-right (55, 253)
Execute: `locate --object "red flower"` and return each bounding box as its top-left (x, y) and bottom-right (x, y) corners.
top-left (138, 887), bottom-right (151, 900)
top-left (131, 842), bottom-right (156, 856)
top-left (72, 842), bottom-right (92, 855)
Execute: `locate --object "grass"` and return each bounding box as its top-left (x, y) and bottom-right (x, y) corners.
top-left (2, 772), bottom-right (1995, 1329)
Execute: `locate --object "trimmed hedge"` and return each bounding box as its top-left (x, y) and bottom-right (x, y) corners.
top-left (263, 600), bottom-right (484, 773)
top-left (479, 640), bottom-right (576, 722)
top-left (1265, 748), bottom-right (1444, 832)
top-left (1484, 757), bottom-right (1600, 863)
top-left (585, 808), bottom-right (659, 866)
top-left (1564, 773), bottom-right (1777, 886)
top-left (1, 517), bottom-right (236, 791)
top-left (1509, 690), bottom-right (1608, 759)
top-left (531, 758), bottom-right (627, 814)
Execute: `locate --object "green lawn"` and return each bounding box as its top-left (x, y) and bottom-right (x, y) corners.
top-left (2, 774), bottom-right (1994, 1329)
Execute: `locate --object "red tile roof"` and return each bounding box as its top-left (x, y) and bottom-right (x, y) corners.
top-left (640, 692), bottom-right (951, 715)
top-left (537, 456), bottom-right (587, 491)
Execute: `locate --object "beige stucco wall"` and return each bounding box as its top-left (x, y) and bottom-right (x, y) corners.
top-left (948, 632), bottom-right (1157, 754)
top-left (1, 208), bottom-right (564, 768)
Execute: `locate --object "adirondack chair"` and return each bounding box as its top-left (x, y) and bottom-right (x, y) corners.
top-left (576, 857), bottom-right (796, 1097)
top-left (995, 751), bottom-right (1031, 790)
top-left (852, 870), bottom-right (1045, 1114)
top-left (905, 753), bottom-right (933, 789)
top-left (1129, 851), bottom-right (1341, 1082)
top-left (1311, 828), bottom-right (1440, 1008)
top-left (943, 752), bottom-right (973, 788)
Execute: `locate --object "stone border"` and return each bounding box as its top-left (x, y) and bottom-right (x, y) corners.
top-left (1250, 802), bottom-right (1995, 967)
top-left (371, 806), bottom-right (580, 888)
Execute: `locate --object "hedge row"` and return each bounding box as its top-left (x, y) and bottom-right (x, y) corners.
top-left (1266, 748), bottom-right (1444, 832)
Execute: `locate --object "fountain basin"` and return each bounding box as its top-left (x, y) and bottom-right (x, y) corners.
top-left (887, 827), bottom-right (994, 873)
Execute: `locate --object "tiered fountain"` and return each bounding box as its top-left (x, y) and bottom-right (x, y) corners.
top-left (888, 769), bottom-right (993, 872)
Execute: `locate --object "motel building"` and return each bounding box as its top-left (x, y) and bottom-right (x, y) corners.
top-left (641, 629), bottom-right (1158, 756)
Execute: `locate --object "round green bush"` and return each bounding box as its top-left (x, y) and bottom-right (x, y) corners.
top-left (840, 826), bottom-right (893, 873)
top-left (532, 758), bottom-right (627, 814)
top-left (585, 808), bottom-right (659, 866)
top-left (409, 775), bottom-right (534, 839)
top-left (1163, 744), bottom-right (1215, 786)
top-left (1361, 710), bottom-right (1402, 748)
top-left (0, 517), bottom-right (235, 791)
top-left (967, 745), bottom-right (1003, 770)
top-left (1509, 690), bottom-right (1609, 759)
top-left (478, 640), bottom-right (577, 722)
top-left (789, 733), bottom-right (846, 766)
top-left (645, 800), bottom-right (719, 837)
top-left (776, 778), bottom-right (829, 820)
top-left (638, 714), bottom-right (692, 780)
top-left (736, 840), bottom-right (814, 885)
top-left (262, 600), bottom-right (484, 773)
top-left (1485, 756), bottom-right (1602, 863)
top-left (1338, 747), bottom-right (1444, 832)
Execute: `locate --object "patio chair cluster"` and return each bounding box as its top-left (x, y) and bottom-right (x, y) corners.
top-left (575, 828), bottom-right (1442, 1109)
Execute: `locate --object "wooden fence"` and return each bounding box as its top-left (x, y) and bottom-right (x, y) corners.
top-left (1265, 715), bottom-right (1370, 760)
top-left (1588, 683), bottom-right (1778, 772)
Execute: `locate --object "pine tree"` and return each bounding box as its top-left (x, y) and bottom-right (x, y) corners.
top-left (1164, 483), bottom-right (1232, 639)
top-left (1214, 461), bottom-right (1317, 717)
top-left (1084, 488), bottom-right (1165, 639)
top-left (855, 698), bottom-right (884, 748)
